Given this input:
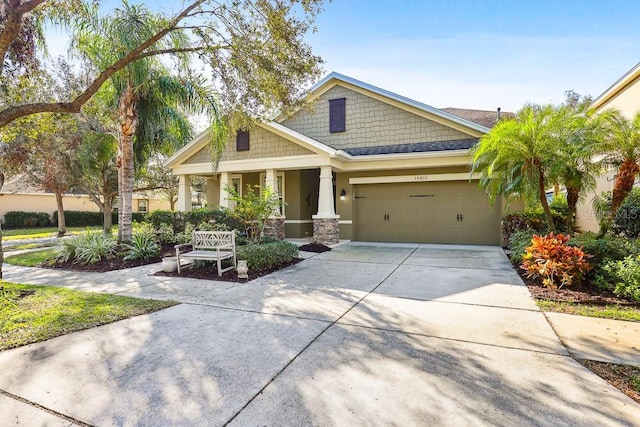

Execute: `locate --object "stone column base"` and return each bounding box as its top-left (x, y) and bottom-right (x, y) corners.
top-left (313, 217), bottom-right (339, 245)
top-left (264, 217), bottom-right (285, 240)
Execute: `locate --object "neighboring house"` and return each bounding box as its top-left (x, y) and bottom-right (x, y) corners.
top-left (0, 175), bottom-right (171, 224)
top-left (576, 61), bottom-right (640, 232)
top-left (166, 72), bottom-right (513, 245)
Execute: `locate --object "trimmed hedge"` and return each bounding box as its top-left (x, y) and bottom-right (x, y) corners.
top-left (145, 208), bottom-right (243, 234)
top-left (3, 211), bottom-right (50, 228)
top-left (53, 210), bottom-right (145, 227)
top-left (237, 240), bottom-right (299, 271)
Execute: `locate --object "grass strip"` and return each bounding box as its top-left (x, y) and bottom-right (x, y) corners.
top-left (536, 299), bottom-right (640, 322)
top-left (4, 249), bottom-right (57, 267)
top-left (0, 281), bottom-right (177, 351)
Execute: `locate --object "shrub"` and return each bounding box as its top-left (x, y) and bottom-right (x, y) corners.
top-left (237, 240), bottom-right (299, 271)
top-left (57, 231), bottom-right (117, 264)
top-left (144, 210), bottom-right (176, 229)
top-left (520, 233), bottom-right (591, 289)
top-left (3, 211), bottom-right (50, 228)
top-left (613, 188), bottom-right (640, 238)
top-left (569, 232), bottom-right (638, 281)
top-left (596, 255), bottom-right (640, 302)
top-left (122, 233), bottom-right (160, 261)
top-left (507, 229), bottom-right (537, 265)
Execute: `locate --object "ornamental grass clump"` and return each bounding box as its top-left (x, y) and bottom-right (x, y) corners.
top-left (520, 232), bottom-right (591, 290)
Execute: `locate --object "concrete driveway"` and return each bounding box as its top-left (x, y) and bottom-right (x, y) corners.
top-left (1, 243), bottom-right (638, 426)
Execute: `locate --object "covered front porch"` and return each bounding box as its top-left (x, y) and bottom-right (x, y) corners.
top-left (175, 165), bottom-right (341, 244)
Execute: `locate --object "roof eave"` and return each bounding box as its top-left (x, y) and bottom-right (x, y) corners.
top-left (592, 61), bottom-right (640, 111)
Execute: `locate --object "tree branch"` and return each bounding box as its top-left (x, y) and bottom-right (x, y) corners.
top-left (0, 0), bottom-right (47, 76)
top-left (0, 0), bottom-right (206, 127)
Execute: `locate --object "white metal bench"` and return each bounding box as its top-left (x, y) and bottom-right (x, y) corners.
top-left (174, 231), bottom-right (237, 276)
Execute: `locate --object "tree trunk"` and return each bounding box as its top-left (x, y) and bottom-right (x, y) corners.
top-left (103, 195), bottom-right (114, 235)
top-left (611, 158), bottom-right (640, 216)
top-left (0, 171), bottom-right (4, 279)
top-left (55, 191), bottom-right (67, 237)
top-left (536, 163), bottom-right (556, 232)
top-left (117, 83), bottom-right (138, 243)
top-left (566, 186), bottom-right (580, 235)
top-left (170, 197), bottom-right (177, 210)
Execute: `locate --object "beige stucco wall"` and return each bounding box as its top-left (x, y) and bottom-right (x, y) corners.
top-left (183, 126), bottom-right (314, 165)
top-left (0, 193), bottom-right (170, 223)
top-left (595, 74), bottom-right (640, 119)
top-left (282, 85), bottom-right (473, 150)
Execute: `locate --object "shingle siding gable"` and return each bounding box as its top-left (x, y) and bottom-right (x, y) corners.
top-left (281, 85), bottom-right (473, 151)
top-left (183, 126), bottom-right (315, 165)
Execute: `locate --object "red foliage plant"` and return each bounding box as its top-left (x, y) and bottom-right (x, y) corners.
top-left (520, 233), bottom-right (591, 290)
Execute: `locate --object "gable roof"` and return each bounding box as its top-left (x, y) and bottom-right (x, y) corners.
top-left (440, 108), bottom-right (514, 128)
top-left (164, 121), bottom-right (336, 168)
top-left (305, 72), bottom-right (490, 135)
top-left (591, 61), bottom-right (640, 111)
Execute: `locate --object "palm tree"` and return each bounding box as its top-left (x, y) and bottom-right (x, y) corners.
top-left (472, 104), bottom-right (563, 231)
top-left (549, 104), bottom-right (608, 234)
top-left (72, 2), bottom-right (221, 242)
top-left (602, 111), bottom-right (640, 216)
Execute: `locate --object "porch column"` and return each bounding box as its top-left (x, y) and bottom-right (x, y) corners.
top-left (206, 177), bottom-right (219, 208)
top-left (264, 169), bottom-right (278, 216)
top-left (219, 172), bottom-right (231, 209)
top-left (312, 165), bottom-right (339, 244)
top-left (177, 175), bottom-right (192, 212)
top-left (263, 168), bottom-right (285, 239)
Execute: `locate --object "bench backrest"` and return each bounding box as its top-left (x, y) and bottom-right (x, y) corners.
top-left (193, 231), bottom-right (235, 251)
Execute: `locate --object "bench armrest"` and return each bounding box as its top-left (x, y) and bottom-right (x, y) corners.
top-left (174, 242), bottom-right (193, 250)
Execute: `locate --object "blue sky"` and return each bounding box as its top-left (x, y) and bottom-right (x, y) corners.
top-left (46, 0), bottom-right (640, 112)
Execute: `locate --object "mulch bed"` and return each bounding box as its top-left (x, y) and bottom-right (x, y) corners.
top-left (579, 360), bottom-right (640, 404)
top-left (39, 244), bottom-right (176, 273)
top-left (525, 278), bottom-right (640, 307)
top-left (298, 242), bottom-right (332, 253)
top-left (154, 258), bottom-right (303, 282)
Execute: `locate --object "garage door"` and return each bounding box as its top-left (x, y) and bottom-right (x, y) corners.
top-left (354, 181), bottom-right (500, 245)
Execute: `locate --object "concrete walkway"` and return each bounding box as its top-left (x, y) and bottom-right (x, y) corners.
top-left (1, 243), bottom-right (639, 426)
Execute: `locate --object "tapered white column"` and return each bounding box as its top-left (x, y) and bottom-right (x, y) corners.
top-left (177, 175), bottom-right (192, 212)
top-left (219, 172), bottom-right (231, 209)
top-left (265, 169), bottom-right (281, 217)
top-left (206, 177), bottom-right (218, 207)
top-left (313, 165), bottom-right (339, 219)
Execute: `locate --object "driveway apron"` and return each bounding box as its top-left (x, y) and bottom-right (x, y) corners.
top-left (0, 242), bottom-right (638, 426)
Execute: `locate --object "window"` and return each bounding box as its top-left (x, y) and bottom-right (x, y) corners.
top-left (329, 98), bottom-right (346, 133)
top-left (138, 199), bottom-right (148, 213)
top-left (236, 130), bottom-right (250, 151)
top-left (260, 172), bottom-right (285, 216)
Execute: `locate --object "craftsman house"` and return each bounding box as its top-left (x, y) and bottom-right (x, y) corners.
top-left (165, 72), bottom-right (511, 245)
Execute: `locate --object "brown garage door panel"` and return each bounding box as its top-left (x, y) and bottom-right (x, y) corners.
top-left (354, 181), bottom-right (499, 245)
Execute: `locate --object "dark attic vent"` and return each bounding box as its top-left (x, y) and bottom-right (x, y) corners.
top-left (236, 130), bottom-right (249, 151)
top-left (329, 98), bottom-right (346, 133)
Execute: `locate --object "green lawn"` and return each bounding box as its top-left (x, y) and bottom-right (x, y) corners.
top-left (4, 248), bottom-right (57, 267)
top-left (0, 281), bottom-right (177, 351)
top-left (4, 242), bottom-right (57, 252)
top-left (537, 300), bottom-right (640, 322)
top-left (2, 226), bottom-right (103, 241)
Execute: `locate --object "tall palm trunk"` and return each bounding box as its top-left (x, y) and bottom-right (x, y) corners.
top-left (535, 161), bottom-right (556, 232)
top-left (0, 171), bottom-right (4, 279)
top-left (612, 158), bottom-right (640, 216)
top-left (55, 191), bottom-right (67, 237)
top-left (117, 83), bottom-right (138, 243)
